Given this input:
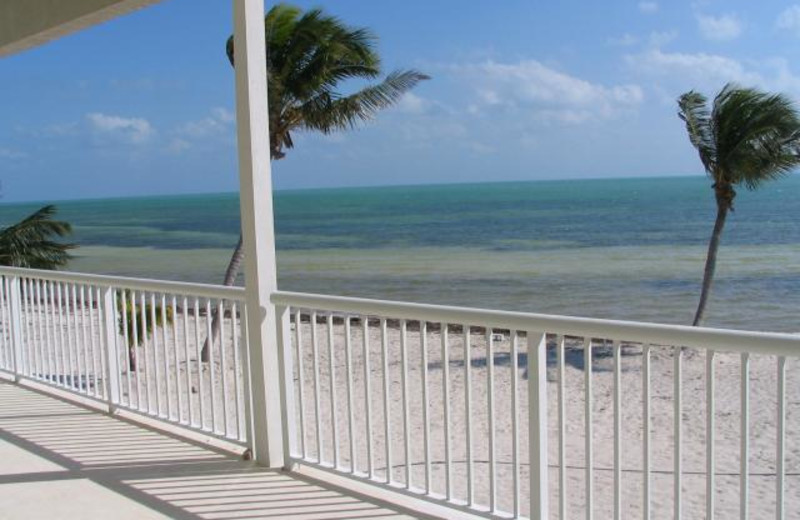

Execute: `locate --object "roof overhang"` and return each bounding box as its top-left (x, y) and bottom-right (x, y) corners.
top-left (0, 0), bottom-right (164, 58)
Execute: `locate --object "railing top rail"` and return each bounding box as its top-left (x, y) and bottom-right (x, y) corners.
top-left (273, 290), bottom-right (800, 357)
top-left (0, 266), bottom-right (245, 301)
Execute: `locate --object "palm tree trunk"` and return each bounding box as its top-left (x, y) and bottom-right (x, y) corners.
top-left (692, 203), bottom-right (729, 326)
top-left (129, 344), bottom-right (137, 372)
top-left (201, 235), bottom-right (244, 362)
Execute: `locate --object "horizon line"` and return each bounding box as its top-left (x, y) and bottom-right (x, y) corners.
top-left (0, 171), bottom-right (713, 206)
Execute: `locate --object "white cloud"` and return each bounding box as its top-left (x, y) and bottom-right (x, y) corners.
top-left (396, 92), bottom-right (428, 114)
top-left (627, 49), bottom-right (759, 88)
top-left (86, 113), bottom-right (153, 143)
top-left (166, 138), bottom-right (191, 154)
top-left (211, 107), bottom-right (235, 123)
top-left (455, 60), bottom-right (643, 124)
top-left (638, 2), bottom-right (658, 14)
top-left (627, 48), bottom-right (800, 99)
top-left (608, 33), bottom-right (639, 46)
top-left (0, 147), bottom-right (26, 160)
top-left (696, 13), bottom-right (743, 41)
top-left (777, 5), bottom-right (800, 36)
top-left (176, 107), bottom-right (234, 138)
top-left (648, 30), bottom-right (678, 47)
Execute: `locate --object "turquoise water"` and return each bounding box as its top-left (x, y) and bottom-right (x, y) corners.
top-left (1, 175), bottom-right (798, 332)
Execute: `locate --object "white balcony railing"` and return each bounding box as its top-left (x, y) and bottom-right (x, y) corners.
top-left (0, 267), bottom-right (250, 447)
top-left (271, 291), bottom-right (800, 520)
top-left (0, 266), bottom-right (798, 519)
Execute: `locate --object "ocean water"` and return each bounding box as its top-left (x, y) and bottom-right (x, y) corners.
top-left (1, 175), bottom-right (798, 332)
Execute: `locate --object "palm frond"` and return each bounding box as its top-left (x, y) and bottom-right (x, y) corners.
top-left (677, 90), bottom-right (717, 175)
top-left (711, 85), bottom-right (800, 189)
top-left (300, 70), bottom-right (430, 133)
top-left (0, 205), bottom-right (75, 269)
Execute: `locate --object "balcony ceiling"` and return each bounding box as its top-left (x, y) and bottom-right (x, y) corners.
top-left (0, 0), bottom-right (163, 57)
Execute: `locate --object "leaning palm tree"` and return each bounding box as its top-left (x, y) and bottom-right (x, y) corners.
top-left (678, 83), bottom-right (800, 326)
top-left (203, 3), bottom-right (428, 359)
top-left (0, 205), bottom-right (75, 269)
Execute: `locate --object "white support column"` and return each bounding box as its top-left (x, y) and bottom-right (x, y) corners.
top-left (528, 331), bottom-right (549, 520)
top-left (9, 276), bottom-right (24, 380)
top-left (233, 0), bottom-right (285, 468)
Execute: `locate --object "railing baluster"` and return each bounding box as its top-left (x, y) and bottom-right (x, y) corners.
top-left (66, 284), bottom-right (76, 390)
top-left (276, 305), bottom-right (296, 466)
top-left (101, 286), bottom-right (120, 410)
top-left (741, 352), bottom-right (750, 520)
top-left (48, 282), bottom-right (60, 386)
top-left (311, 311), bottom-right (323, 462)
top-left (19, 278), bottom-right (30, 378)
top-left (95, 287), bottom-right (108, 401)
top-left (35, 279), bottom-right (45, 380)
top-left (231, 302), bottom-right (243, 439)
top-left (558, 334), bottom-right (567, 520)
top-left (362, 316), bottom-right (374, 478)
top-left (512, 331), bottom-right (521, 518)
top-left (183, 297), bottom-right (193, 427)
top-left (529, 331), bottom-right (549, 520)
top-left (380, 317), bottom-right (392, 483)
top-left (68, 284), bottom-right (80, 391)
top-left (421, 321), bottom-right (431, 494)
top-left (78, 285), bottom-right (89, 393)
top-left (131, 292), bottom-right (142, 410)
top-left (18, 278), bottom-right (30, 378)
top-left (345, 316), bottom-right (356, 473)
top-left (488, 327), bottom-right (496, 512)
top-left (441, 322), bottom-right (452, 500)
top-left (35, 280), bottom-right (46, 382)
top-left (193, 297), bottom-right (204, 428)
top-left (464, 323), bottom-right (473, 506)
top-left (205, 298), bottom-right (217, 431)
top-left (57, 283), bottom-right (69, 388)
top-left (295, 310), bottom-right (306, 459)
top-left (675, 345), bottom-right (682, 520)
top-left (585, 337), bottom-right (593, 520)
top-left (150, 293), bottom-right (161, 415)
top-left (0, 277), bottom-right (7, 370)
top-left (219, 299), bottom-right (229, 435)
top-left (172, 296), bottom-right (182, 423)
top-left (327, 313), bottom-right (339, 469)
top-left (643, 343), bottom-right (652, 520)
top-left (776, 356), bottom-right (786, 520)
top-left (614, 340), bottom-right (622, 520)
top-left (707, 349), bottom-right (715, 520)
top-left (400, 319), bottom-right (411, 488)
top-left (140, 292), bottom-right (151, 413)
top-left (162, 294), bottom-right (172, 420)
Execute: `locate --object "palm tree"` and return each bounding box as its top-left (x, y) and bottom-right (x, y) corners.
top-left (203, 3), bottom-right (429, 359)
top-left (678, 83), bottom-right (800, 326)
top-left (0, 205), bottom-right (74, 269)
top-left (117, 290), bottom-right (173, 372)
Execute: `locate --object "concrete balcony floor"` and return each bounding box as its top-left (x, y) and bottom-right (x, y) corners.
top-left (0, 381), bottom-right (417, 520)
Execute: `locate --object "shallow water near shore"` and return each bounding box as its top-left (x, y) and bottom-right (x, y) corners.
top-left (1, 175), bottom-right (798, 332)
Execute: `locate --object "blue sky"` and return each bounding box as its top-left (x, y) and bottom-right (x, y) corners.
top-left (2, 0), bottom-right (800, 202)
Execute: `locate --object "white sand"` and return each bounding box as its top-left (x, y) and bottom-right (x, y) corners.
top-left (291, 319), bottom-right (800, 519)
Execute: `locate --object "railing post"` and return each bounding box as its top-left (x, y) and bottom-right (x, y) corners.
top-left (8, 276), bottom-right (24, 381)
top-left (528, 331), bottom-right (549, 520)
top-left (233, 0), bottom-right (285, 467)
top-left (102, 286), bottom-right (120, 412)
top-left (275, 305), bottom-right (297, 468)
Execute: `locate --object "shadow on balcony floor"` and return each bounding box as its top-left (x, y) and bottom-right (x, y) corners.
top-left (0, 381), bottom-right (416, 519)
